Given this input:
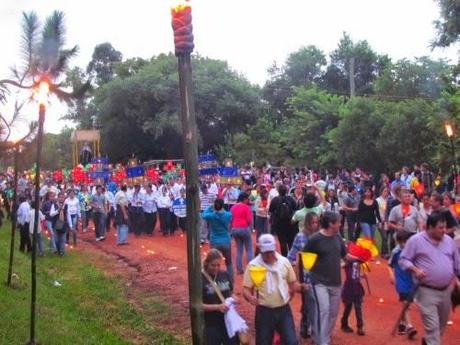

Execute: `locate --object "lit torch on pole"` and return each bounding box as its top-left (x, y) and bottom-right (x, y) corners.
top-left (445, 123), bottom-right (458, 192)
top-left (27, 77), bottom-right (49, 345)
top-left (170, 1), bottom-right (204, 344)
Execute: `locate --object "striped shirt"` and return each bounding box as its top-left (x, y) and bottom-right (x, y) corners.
top-left (200, 192), bottom-right (216, 211)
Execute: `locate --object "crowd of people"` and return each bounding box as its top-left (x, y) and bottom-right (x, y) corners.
top-left (1, 163), bottom-right (460, 345)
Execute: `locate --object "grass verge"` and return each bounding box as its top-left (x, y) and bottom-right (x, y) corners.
top-left (0, 221), bottom-right (184, 345)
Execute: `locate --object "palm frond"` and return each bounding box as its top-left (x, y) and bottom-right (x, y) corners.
top-left (20, 11), bottom-right (40, 78)
top-left (49, 45), bottom-right (79, 77)
top-left (52, 80), bottom-right (91, 103)
top-left (0, 82), bottom-right (9, 104)
top-left (7, 100), bottom-right (25, 127)
top-left (40, 11), bottom-right (66, 75)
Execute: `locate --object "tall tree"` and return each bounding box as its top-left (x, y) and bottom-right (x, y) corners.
top-left (86, 42), bottom-right (122, 86)
top-left (322, 32), bottom-right (390, 96)
top-left (374, 57), bottom-right (454, 99)
top-left (263, 45), bottom-right (326, 121)
top-left (94, 54), bottom-right (262, 161)
top-left (432, 0), bottom-right (460, 47)
top-left (285, 86), bottom-right (343, 168)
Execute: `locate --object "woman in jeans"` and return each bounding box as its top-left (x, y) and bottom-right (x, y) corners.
top-left (230, 192), bottom-right (253, 274)
top-left (357, 187), bottom-right (382, 240)
top-left (64, 189), bottom-right (80, 246)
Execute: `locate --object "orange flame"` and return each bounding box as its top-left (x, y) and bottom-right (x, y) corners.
top-left (171, 0), bottom-right (191, 13)
top-left (445, 123), bottom-right (454, 137)
top-left (33, 80), bottom-right (50, 106)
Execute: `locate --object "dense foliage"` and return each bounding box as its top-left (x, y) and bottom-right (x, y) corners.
top-left (2, 2), bottom-right (459, 173)
top-left (59, 33), bottom-right (459, 175)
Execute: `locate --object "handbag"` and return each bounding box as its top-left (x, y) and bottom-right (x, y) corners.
top-left (54, 208), bottom-right (66, 233)
top-left (202, 270), bottom-right (250, 345)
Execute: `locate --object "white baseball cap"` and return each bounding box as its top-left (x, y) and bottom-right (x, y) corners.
top-left (258, 234), bottom-right (276, 253)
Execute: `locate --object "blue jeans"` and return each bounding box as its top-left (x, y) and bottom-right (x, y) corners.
top-left (117, 224), bottom-right (128, 244)
top-left (93, 212), bottom-right (106, 238)
top-left (255, 216), bottom-right (268, 238)
top-left (255, 304), bottom-right (298, 345)
top-left (56, 229), bottom-right (66, 255)
top-left (67, 215), bottom-right (78, 245)
top-left (211, 243), bottom-right (233, 283)
top-left (232, 227), bottom-right (253, 274)
top-left (34, 233), bottom-right (45, 256)
top-left (360, 222), bottom-right (377, 239)
top-left (46, 220), bottom-right (57, 252)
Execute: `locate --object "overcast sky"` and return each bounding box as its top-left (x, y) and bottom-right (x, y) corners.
top-left (0, 0), bottom-right (458, 139)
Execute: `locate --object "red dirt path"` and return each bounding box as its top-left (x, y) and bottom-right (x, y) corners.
top-left (78, 227), bottom-right (460, 345)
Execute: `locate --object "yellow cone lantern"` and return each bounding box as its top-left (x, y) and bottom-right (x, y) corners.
top-left (249, 266), bottom-right (267, 288)
top-left (301, 252), bottom-right (318, 271)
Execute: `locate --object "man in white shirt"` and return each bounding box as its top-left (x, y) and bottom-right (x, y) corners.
top-left (128, 184), bottom-right (144, 236)
top-left (17, 196), bottom-right (31, 252)
top-left (143, 184), bottom-right (158, 235)
top-left (208, 175), bottom-right (219, 196)
top-left (28, 201), bottom-right (45, 256)
top-left (39, 179), bottom-right (59, 199)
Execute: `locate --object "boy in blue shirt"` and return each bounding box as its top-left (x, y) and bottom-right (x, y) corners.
top-left (388, 231), bottom-right (417, 339)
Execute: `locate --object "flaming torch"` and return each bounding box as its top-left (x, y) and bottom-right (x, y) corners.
top-left (170, 1), bottom-right (203, 344)
top-left (28, 77), bottom-right (49, 345)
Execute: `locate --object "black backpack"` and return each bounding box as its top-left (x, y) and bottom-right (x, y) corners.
top-left (275, 197), bottom-right (292, 223)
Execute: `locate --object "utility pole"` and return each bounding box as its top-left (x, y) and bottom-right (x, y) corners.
top-left (349, 57), bottom-right (356, 97)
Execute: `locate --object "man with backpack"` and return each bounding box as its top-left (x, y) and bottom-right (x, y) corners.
top-left (269, 184), bottom-right (297, 256)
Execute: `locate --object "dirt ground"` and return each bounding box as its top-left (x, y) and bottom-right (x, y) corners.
top-left (77, 224), bottom-right (460, 345)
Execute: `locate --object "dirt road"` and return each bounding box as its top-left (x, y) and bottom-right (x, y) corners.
top-left (79, 228), bottom-right (460, 345)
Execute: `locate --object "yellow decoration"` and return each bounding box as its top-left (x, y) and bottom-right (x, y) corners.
top-left (248, 266), bottom-right (266, 288)
top-left (301, 252), bottom-right (318, 270)
top-left (356, 238), bottom-right (379, 257)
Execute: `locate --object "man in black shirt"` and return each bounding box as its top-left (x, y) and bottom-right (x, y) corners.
top-left (304, 212), bottom-right (357, 345)
top-left (430, 192), bottom-right (459, 237)
top-left (269, 185), bottom-right (297, 256)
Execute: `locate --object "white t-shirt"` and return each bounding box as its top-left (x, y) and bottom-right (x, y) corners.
top-left (28, 209), bottom-right (45, 234)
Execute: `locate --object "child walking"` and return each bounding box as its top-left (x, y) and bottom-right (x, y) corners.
top-left (340, 260), bottom-right (365, 336)
top-left (388, 231), bottom-right (417, 339)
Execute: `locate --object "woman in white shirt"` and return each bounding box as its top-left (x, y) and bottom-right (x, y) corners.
top-left (157, 185), bottom-right (173, 236)
top-left (64, 189), bottom-right (80, 246)
top-left (376, 186), bottom-right (389, 257)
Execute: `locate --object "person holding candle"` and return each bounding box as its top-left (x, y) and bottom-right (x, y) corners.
top-left (243, 234), bottom-right (306, 345)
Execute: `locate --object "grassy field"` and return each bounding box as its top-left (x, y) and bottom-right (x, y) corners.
top-left (0, 221), bottom-right (183, 345)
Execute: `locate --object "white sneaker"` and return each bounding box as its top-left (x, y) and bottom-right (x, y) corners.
top-left (96, 237), bottom-right (102, 241)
